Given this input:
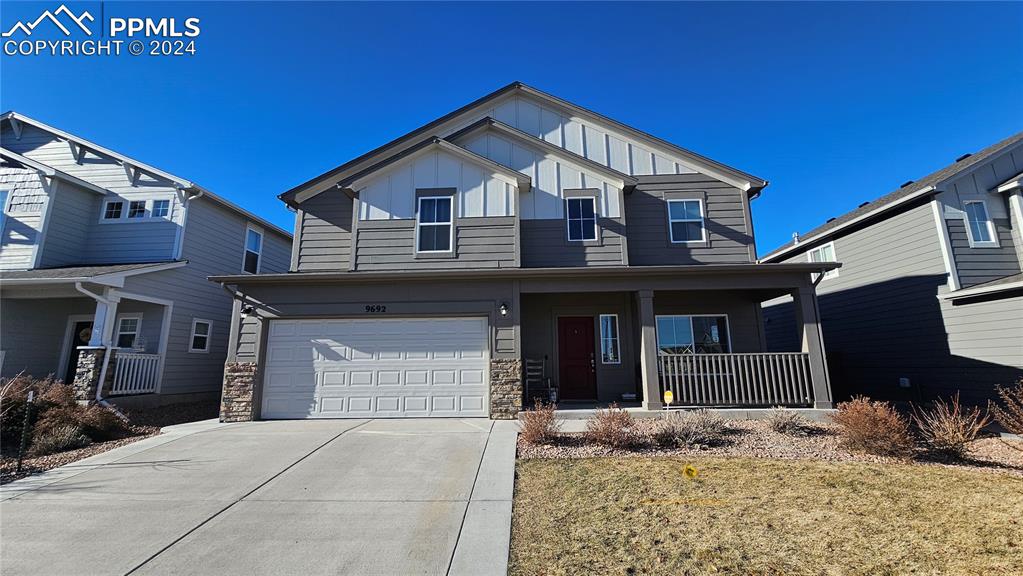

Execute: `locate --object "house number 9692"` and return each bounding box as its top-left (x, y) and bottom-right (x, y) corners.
top-left (365, 305), bottom-right (387, 313)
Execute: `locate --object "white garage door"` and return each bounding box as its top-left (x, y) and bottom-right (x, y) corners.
top-left (261, 317), bottom-right (489, 419)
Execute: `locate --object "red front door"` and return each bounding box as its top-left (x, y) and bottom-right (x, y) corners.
top-left (557, 316), bottom-right (596, 400)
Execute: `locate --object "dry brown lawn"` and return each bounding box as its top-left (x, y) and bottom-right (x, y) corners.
top-left (511, 456), bottom-right (1023, 576)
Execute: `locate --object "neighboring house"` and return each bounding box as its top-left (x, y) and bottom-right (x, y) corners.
top-left (0, 112), bottom-right (291, 405)
top-left (762, 132), bottom-right (1023, 406)
top-left (211, 82), bottom-right (836, 421)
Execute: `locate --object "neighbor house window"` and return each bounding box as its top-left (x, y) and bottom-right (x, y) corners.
top-left (152, 199), bottom-right (170, 218)
top-left (566, 197), bottom-right (597, 241)
top-left (189, 319), bottom-right (212, 353)
top-left (127, 200), bottom-right (147, 219)
top-left (243, 226), bottom-right (263, 273)
top-left (116, 317), bottom-right (141, 349)
top-left (599, 314), bottom-right (621, 364)
top-left (655, 315), bottom-right (730, 354)
top-left (963, 201), bottom-right (997, 247)
top-left (103, 200), bottom-right (123, 220)
top-left (416, 196), bottom-right (453, 252)
top-left (808, 241), bottom-right (839, 281)
top-left (667, 199), bottom-right (705, 243)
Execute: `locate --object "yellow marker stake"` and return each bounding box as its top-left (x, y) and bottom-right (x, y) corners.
top-left (663, 390), bottom-right (673, 406)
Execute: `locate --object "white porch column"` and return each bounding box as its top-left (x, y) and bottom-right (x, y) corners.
top-left (88, 290), bottom-right (120, 347)
top-left (792, 286), bottom-right (833, 408)
top-left (636, 290), bottom-right (663, 410)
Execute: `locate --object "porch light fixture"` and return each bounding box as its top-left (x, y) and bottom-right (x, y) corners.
top-left (499, 302), bottom-right (509, 317)
top-left (241, 304), bottom-right (255, 318)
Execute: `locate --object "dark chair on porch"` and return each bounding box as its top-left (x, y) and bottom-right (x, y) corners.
top-left (524, 357), bottom-right (557, 405)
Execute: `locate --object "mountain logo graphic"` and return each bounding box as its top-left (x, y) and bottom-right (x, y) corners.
top-left (2, 4), bottom-right (94, 37)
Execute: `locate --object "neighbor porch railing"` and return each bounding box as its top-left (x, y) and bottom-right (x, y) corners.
top-left (109, 352), bottom-right (161, 396)
top-left (658, 352), bottom-right (813, 407)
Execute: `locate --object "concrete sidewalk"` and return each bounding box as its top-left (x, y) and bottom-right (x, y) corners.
top-left (0, 418), bottom-right (517, 576)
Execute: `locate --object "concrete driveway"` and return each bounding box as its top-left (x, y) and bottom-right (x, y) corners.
top-left (0, 418), bottom-right (517, 576)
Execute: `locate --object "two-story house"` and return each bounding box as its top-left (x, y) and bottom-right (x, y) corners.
top-left (211, 83), bottom-right (837, 421)
top-left (0, 112), bottom-right (291, 406)
top-left (762, 131), bottom-right (1023, 406)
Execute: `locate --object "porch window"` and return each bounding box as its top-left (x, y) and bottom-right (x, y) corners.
top-left (189, 319), bottom-right (212, 353)
top-left (243, 226), bottom-right (263, 273)
top-left (667, 199), bottom-right (705, 243)
top-left (807, 242), bottom-right (838, 281)
top-left (566, 197), bottom-right (597, 241)
top-left (103, 200), bottom-right (123, 220)
top-left (599, 314), bottom-right (620, 364)
top-left (128, 200), bottom-right (147, 219)
top-left (963, 200), bottom-right (997, 247)
top-left (655, 315), bottom-right (730, 354)
top-left (152, 199), bottom-right (170, 218)
top-left (416, 196), bottom-right (453, 252)
top-left (116, 317), bottom-right (141, 349)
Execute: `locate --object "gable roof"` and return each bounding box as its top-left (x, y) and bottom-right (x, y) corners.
top-left (445, 117), bottom-right (638, 191)
top-left (1, 111), bottom-right (291, 238)
top-left (279, 82), bottom-right (766, 205)
top-left (762, 130), bottom-right (1023, 262)
top-left (338, 137), bottom-right (532, 196)
top-left (0, 260), bottom-right (187, 286)
top-left (0, 147), bottom-right (109, 195)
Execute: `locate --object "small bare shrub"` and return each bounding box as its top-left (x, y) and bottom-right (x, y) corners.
top-left (0, 373), bottom-right (66, 445)
top-left (585, 404), bottom-right (639, 449)
top-left (28, 425), bottom-right (92, 456)
top-left (766, 408), bottom-right (811, 435)
top-left (912, 394), bottom-right (990, 459)
top-left (519, 399), bottom-right (561, 445)
top-left (652, 410), bottom-right (728, 448)
top-left (831, 396), bottom-right (914, 458)
top-left (990, 379), bottom-right (1023, 435)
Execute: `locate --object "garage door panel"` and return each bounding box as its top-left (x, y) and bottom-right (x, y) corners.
top-left (262, 317), bottom-right (489, 419)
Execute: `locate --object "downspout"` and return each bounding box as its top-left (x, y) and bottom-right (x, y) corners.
top-left (73, 282), bottom-right (128, 420)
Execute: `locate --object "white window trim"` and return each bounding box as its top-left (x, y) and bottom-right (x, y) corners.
top-left (962, 200), bottom-right (999, 248)
top-left (599, 313), bottom-right (621, 365)
top-left (666, 198), bottom-right (706, 244)
top-left (808, 241), bottom-right (839, 281)
top-left (127, 199), bottom-right (147, 219)
top-left (654, 314), bottom-right (733, 354)
top-left (115, 314), bottom-right (143, 350)
top-left (242, 224), bottom-right (264, 274)
top-left (99, 197), bottom-right (174, 223)
top-left (415, 195), bottom-right (454, 254)
top-left (565, 197), bottom-right (598, 242)
top-left (188, 318), bottom-right (212, 353)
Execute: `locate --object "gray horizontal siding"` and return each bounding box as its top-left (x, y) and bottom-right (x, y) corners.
top-left (38, 180), bottom-right (96, 267)
top-left (520, 218), bottom-right (624, 267)
top-left (626, 174), bottom-right (753, 265)
top-left (948, 218), bottom-right (1021, 288)
top-left (354, 217), bottom-right (516, 271)
top-left (296, 190), bottom-right (353, 272)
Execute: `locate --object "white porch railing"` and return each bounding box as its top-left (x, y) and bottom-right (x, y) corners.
top-left (109, 352), bottom-right (161, 396)
top-left (658, 352), bottom-right (813, 407)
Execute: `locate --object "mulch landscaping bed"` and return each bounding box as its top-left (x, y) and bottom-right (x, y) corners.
top-left (518, 419), bottom-right (1023, 477)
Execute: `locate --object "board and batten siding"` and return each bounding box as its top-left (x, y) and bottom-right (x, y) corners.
top-left (0, 166), bottom-right (47, 270)
top-left (353, 217), bottom-right (516, 271)
top-left (121, 197), bottom-right (291, 396)
top-left (357, 148), bottom-right (517, 220)
top-left (626, 174), bottom-right (754, 265)
top-left (520, 218), bottom-right (625, 267)
top-left (459, 129), bottom-right (624, 219)
top-left (296, 189), bottom-right (354, 272)
top-left (947, 218), bottom-right (1021, 288)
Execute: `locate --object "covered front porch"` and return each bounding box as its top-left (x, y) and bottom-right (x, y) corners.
top-left (0, 263), bottom-right (178, 397)
top-left (517, 264), bottom-right (833, 411)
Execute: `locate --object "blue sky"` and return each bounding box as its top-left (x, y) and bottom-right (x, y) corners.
top-left (3, 1), bottom-right (1021, 254)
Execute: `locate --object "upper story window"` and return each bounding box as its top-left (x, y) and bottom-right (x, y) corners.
top-left (0, 189), bottom-right (9, 230)
top-left (152, 199), bottom-right (170, 218)
top-left (128, 200), bottom-right (147, 218)
top-left (103, 200), bottom-right (124, 220)
top-left (667, 199), bottom-right (705, 243)
top-left (243, 226), bottom-right (263, 274)
top-left (655, 315), bottom-right (730, 355)
top-left (808, 241), bottom-right (839, 281)
top-left (566, 197), bottom-right (597, 241)
top-left (963, 200), bottom-right (998, 247)
top-left (416, 196), bottom-right (453, 252)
